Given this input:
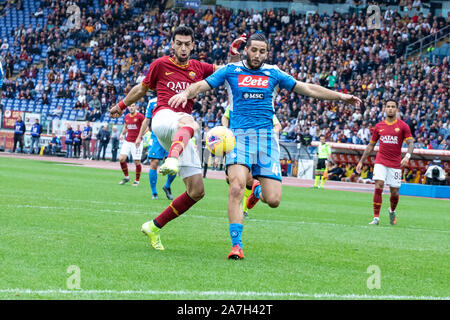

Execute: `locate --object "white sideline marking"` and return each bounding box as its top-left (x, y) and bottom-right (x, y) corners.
top-left (0, 289), bottom-right (448, 300)
top-left (2, 204), bottom-right (450, 235)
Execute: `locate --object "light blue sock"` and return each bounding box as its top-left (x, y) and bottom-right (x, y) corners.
top-left (229, 223), bottom-right (243, 248)
top-left (149, 169), bottom-right (158, 195)
top-left (164, 174), bottom-right (176, 189)
top-left (254, 185), bottom-right (261, 199)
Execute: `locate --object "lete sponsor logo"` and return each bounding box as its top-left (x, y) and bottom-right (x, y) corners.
top-left (238, 75), bottom-right (269, 88)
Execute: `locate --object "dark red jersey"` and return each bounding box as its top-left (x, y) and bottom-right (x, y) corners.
top-left (142, 55), bottom-right (216, 115)
top-left (124, 112), bottom-right (145, 142)
top-left (370, 119), bottom-right (413, 169)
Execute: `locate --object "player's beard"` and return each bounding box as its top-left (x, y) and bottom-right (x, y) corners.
top-left (246, 56), bottom-right (263, 70)
top-left (175, 51), bottom-right (189, 64)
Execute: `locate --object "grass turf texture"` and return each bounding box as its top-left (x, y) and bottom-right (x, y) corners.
top-left (0, 157), bottom-right (449, 300)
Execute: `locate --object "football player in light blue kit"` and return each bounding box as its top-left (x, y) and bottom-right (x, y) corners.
top-left (169, 33), bottom-right (362, 259)
top-left (138, 97), bottom-right (177, 200)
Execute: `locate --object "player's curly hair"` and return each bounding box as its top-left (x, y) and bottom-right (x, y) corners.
top-left (172, 26), bottom-right (195, 42)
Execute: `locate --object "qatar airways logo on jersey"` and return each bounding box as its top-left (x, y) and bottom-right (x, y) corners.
top-left (380, 135), bottom-right (399, 144)
top-left (127, 124), bottom-right (138, 130)
top-left (238, 75), bottom-right (269, 88)
top-left (167, 81), bottom-right (190, 93)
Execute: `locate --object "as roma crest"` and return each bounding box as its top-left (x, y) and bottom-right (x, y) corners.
top-left (189, 71), bottom-right (196, 79)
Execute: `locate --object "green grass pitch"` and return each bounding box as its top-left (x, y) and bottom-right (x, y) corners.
top-left (0, 157), bottom-right (449, 300)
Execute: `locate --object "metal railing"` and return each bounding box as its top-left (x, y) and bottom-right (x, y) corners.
top-left (404, 25), bottom-right (450, 60)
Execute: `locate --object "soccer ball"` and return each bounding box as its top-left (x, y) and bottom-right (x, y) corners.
top-left (206, 126), bottom-right (236, 156)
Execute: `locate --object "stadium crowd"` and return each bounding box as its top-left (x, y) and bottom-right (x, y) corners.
top-left (1, 0), bottom-right (448, 152)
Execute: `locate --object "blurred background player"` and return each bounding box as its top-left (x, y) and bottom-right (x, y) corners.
top-left (170, 33), bottom-right (362, 260)
top-left (118, 103), bottom-right (145, 187)
top-left (136, 97), bottom-right (176, 200)
top-left (110, 26), bottom-right (244, 251)
top-left (313, 135), bottom-right (331, 189)
top-left (222, 104), bottom-right (281, 218)
top-left (356, 99), bottom-right (414, 226)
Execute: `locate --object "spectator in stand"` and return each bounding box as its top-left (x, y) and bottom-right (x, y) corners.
top-left (51, 105), bottom-right (63, 118)
top-left (96, 125), bottom-right (110, 161)
top-left (65, 124), bottom-right (74, 158)
top-left (29, 118), bottom-right (42, 154)
top-left (13, 115), bottom-right (26, 153)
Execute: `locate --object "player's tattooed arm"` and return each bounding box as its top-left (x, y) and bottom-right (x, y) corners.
top-left (110, 83), bottom-right (148, 118)
top-left (293, 81), bottom-right (362, 107)
top-left (168, 80), bottom-right (212, 109)
top-left (356, 141), bottom-right (376, 174)
top-left (400, 138), bottom-right (415, 167)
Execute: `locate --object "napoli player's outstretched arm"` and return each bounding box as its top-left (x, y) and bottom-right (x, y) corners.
top-left (168, 80), bottom-right (212, 109)
top-left (293, 81), bottom-right (362, 107)
top-left (110, 83), bottom-right (148, 118)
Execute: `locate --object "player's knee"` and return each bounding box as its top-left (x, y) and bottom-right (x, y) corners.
top-left (178, 116), bottom-right (198, 131)
top-left (189, 187), bottom-right (205, 201)
top-left (150, 160), bottom-right (158, 170)
top-left (229, 181), bottom-right (245, 199)
top-left (267, 197), bottom-right (280, 208)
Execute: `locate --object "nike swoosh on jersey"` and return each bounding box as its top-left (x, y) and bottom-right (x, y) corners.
top-left (165, 72), bottom-right (174, 76)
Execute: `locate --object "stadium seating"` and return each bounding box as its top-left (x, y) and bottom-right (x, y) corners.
top-left (0, 0), bottom-right (448, 152)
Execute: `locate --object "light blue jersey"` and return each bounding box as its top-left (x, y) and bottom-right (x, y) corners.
top-left (146, 97), bottom-right (168, 159)
top-left (206, 61), bottom-right (296, 181)
top-left (205, 61), bottom-right (296, 130)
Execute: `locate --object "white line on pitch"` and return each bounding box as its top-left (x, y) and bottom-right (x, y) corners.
top-left (0, 288), bottom-right (448, 300)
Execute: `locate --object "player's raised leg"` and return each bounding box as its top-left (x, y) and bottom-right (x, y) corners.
top-left (258, 177), bottom-right (282, 209)
top-left (226, 164), bottom-right (248, 260)
top-left (160, 116), bottom-right (198, 175)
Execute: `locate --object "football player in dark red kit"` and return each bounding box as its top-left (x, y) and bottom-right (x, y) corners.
top-left (356, 100), bottom-right (415, 226)
top-left (118, 103), bottom-right (145, 186)
top-left (110, 26), bottom-right (244, 250)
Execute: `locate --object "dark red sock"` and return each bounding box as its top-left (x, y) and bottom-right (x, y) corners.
top-left (120, 161), bottom-right (129, 177)
top-left (135, 164), bottom-right (142, 181)
top-left (373, 188), bottom-right (383, 218)
top-left (390, 194), bottom-right (399, 212)
top-left (154, 192), bottom-right (197, 228)
top-left (168, 126), bottom-right (194, 158)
